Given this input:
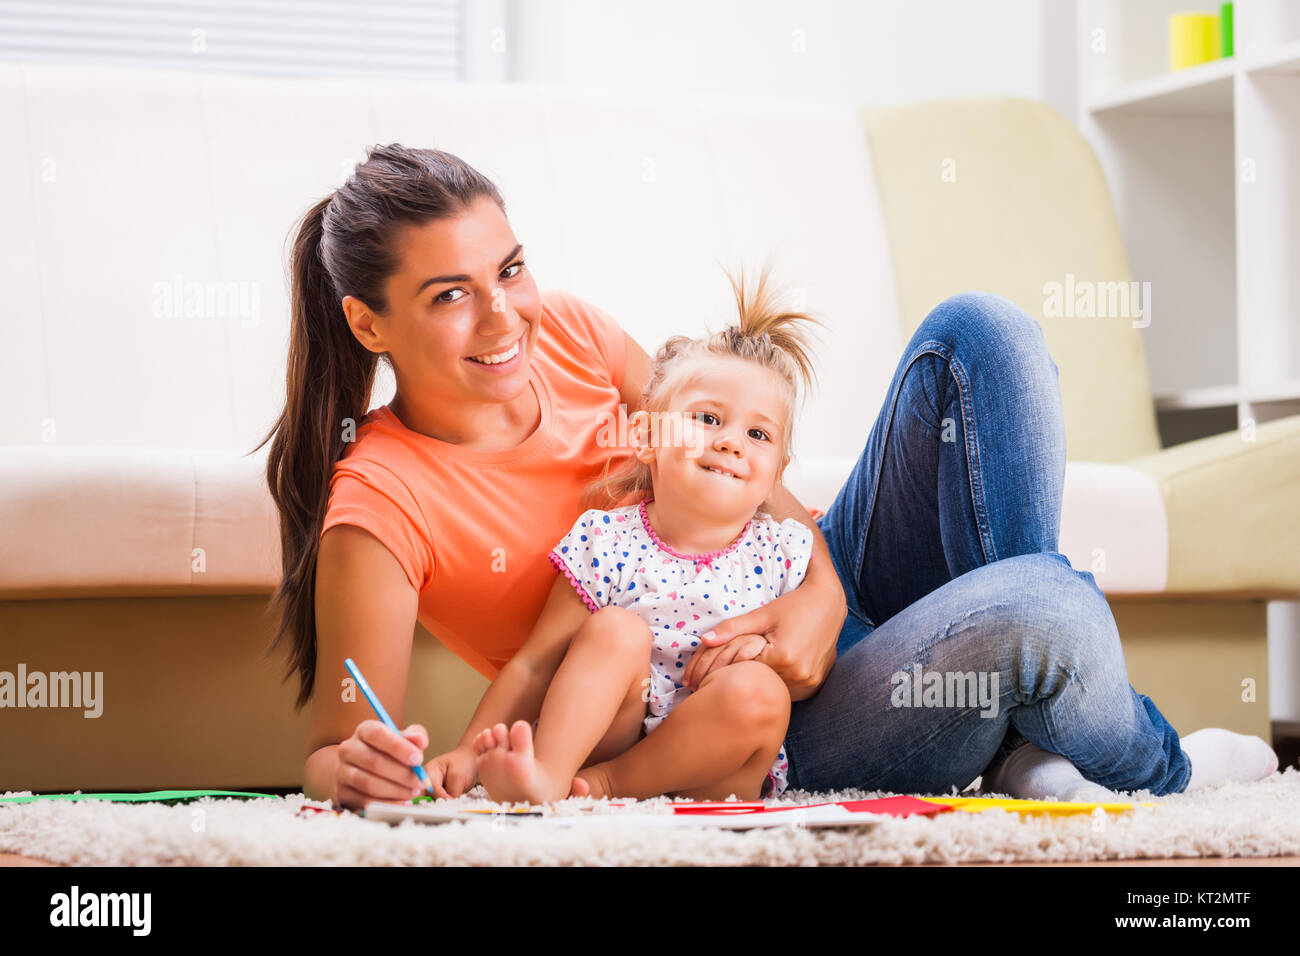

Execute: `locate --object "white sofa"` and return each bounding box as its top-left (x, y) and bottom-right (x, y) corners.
top-left (2, 64), bottom-right (1295, 791)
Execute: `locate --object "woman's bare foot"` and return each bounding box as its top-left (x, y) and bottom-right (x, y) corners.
top-left (473, 720), bottom-right (574, 804)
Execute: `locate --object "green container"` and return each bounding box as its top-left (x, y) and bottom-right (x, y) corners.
top-left (1221, 2), bottom-right (1234, 58)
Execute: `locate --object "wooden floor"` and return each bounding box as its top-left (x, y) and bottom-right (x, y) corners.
top-left (5, 852), bottom-right (1299, 867)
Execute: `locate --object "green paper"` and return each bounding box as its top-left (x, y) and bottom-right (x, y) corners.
top-left (1221, 2), bottom-right (1234, 57)
top-left (0, 789), bottom-right (280, 805)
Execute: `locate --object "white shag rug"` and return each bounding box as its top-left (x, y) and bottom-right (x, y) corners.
top-left (4, 768), bottom-right (1299, 866)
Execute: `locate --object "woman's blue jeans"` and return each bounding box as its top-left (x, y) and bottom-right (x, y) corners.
top-left (782, 292), bottom-right (1191, 797)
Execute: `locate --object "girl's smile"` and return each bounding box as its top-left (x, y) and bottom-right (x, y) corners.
top-left (698, 460), bottom-right (744, 480)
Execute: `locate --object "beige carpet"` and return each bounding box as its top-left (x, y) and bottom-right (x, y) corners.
top-left (3, 768), bottom-right (1299, 866)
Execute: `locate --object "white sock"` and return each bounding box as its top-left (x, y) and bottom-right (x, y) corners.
top-left (983, 742), bottom-right (1117, 802)
top-left (1181, 728), bottom-right (1278, 790)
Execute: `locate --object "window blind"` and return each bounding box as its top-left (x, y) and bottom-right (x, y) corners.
top-left (0, 0), bottom-right (464, 80)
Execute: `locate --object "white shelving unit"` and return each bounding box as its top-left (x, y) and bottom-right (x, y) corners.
top-left (1077, 0), bottom-right (1300, 727)
top-left (1078, 0), bottom-right (1300, 429)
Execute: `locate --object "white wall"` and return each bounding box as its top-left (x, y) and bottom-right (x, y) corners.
top-left (492, 0), bottom-right (1077, 121)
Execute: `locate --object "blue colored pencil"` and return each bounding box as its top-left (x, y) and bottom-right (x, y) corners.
top-left (344, 657), bottom-right (435, 797)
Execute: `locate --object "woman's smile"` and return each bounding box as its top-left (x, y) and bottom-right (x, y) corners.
top-left (465, 331), bottom-right (526, 373)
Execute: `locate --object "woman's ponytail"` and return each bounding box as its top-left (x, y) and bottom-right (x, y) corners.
top-left (257, 195), bottom-right (377, 710)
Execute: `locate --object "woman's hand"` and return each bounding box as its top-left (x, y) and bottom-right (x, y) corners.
top-left (682, 577), bottom-right (844, 701)
top-left (681, 633), bottom-right (770, 689)
top-left (684, 481), bottom-right (849, 700)
top-left (333, 720), bottom-right (432, 810)
top-left (425, 744), bottom-right (480, 799)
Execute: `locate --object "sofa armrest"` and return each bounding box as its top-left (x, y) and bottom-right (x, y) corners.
top-left (1123, 413), bottom-right (1300, 599)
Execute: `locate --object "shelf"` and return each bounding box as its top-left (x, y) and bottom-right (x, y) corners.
top-left (1087, 56), bottom-right (1235, 116)
top-left (1154, 380), bottom-right (1300, 411)
top-left (1242, 38), bottom-right (1300, 75)
top-left (1087, 39), bottom-right (1300, 117)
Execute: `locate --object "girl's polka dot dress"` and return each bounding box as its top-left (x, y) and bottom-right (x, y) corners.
top-left (547, 497), bottom-right (813, 798)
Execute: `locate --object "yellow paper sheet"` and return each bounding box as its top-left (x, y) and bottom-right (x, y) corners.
top-left (921, 796), bottom-right (1157, 816)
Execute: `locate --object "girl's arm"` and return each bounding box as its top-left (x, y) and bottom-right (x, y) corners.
top-left (450, 573), bottom-right (595, 751)
top-left (683, 478), bottom-right (846, 701)
top-left (759, 478), bottom-right (844, 619)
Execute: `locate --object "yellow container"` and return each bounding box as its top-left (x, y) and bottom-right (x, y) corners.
top-left (1169, 12), bottom-right (1220, 70)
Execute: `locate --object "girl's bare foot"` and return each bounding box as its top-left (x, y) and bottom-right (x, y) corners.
top-left (473, 720), bottom-right (572, 804)
top-left (570, 763), bottom-right (614, 800)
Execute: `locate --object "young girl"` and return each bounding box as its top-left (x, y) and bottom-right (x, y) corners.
top-left (440, 267), bottom-right (823, 805)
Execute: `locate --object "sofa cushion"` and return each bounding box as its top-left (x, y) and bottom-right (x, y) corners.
top-left (1, 449), bottom-right (1175, 598)
top-left (10, 431), bottom-right (1292, 600)
top-left (1059, 462), bottom-right (1168, 594)
top-left (0, 446), bottom-right (277, 597)
top-left (788, 456), bottom-right (1171, 596)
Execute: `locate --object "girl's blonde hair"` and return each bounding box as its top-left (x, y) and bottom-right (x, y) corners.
top-left (583, 264), bottom-right (823, 512)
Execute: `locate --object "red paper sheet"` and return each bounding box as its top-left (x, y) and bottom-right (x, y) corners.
top-left (661, 796), bottom-right (951, 818)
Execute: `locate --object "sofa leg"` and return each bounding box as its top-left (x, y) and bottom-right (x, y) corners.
top-left (1109, 598), bottom-right (1271, 743)
top-left (0, 599), bottom-right (491, 794)
top-left (404, 626), bottom-right (490, 758)
top-left (0, 595), bottom-right (312, 792)
top-left (2, 594), bottom-right (1270, 792)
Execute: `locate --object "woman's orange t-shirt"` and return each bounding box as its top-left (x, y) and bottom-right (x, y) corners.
top-left (320, 289), bottom-right (640, 680)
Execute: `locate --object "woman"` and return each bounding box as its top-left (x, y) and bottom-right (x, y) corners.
top-left (261, 144), bottom-right (1276, 810)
